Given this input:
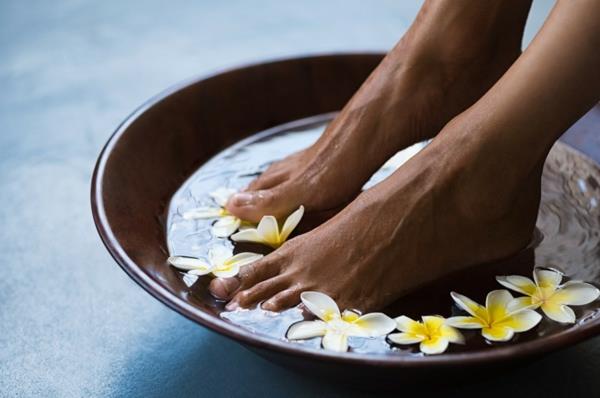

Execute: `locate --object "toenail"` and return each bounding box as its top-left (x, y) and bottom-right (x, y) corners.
top-left (231, 192), bottom-right (254, 206)
top-left (209, 277), bottom-right (240, 300)
top-left (261, 300), bottom-right (276, 311)
top-left (225, 300), bottom-right (240, 311)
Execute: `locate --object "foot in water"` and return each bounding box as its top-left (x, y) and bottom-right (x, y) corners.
top-left (225, 0), bottom-right (531, 223)
top-left (214, 106), bottom-right (542, 311)
top-left (211, 0), bottom-right (600, 311)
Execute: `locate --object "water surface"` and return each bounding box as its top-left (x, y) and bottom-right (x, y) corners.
top-left (167, 115), bottom-right (600, 355)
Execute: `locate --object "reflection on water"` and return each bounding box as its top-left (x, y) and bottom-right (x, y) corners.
top-left (167, 115), bottom-right (600, 355)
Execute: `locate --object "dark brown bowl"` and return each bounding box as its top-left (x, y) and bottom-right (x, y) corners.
top-left (91, 53), bottom-right (600, 386)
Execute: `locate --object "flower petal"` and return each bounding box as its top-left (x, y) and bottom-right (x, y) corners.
top-left (280, 206), bottom-right (304, 242)
top-left (286, 320), bottom-right (327, 340)
top-left (440, 325), bottom-right (465, 344)
top-left (450, 292), bottom-right (488, 321)
top-left (482, 325), bottom-right (514, 342)
top-left (212, 263), bottom-right (240, 278)
top-left (300, 291), bottom-right (340, 321)
top-left (496, 275), bottom-right (537, 296)
top-left (534, 268), bottom-right (562, 290)
top-left (541, 302), bottom-right (576, 323)
top-left (224, 252), bottom-right (263, 268)
top-left (507, 296), bottom-right (536, 313)
top-left (486, 290), bottom-right (514, 322)
top-left (210, 187), bottom-right (236, 207)
top-left (256, 215), bottom-right (280, 246)
top-left (352, 313), bottom-right (396, 337)
top-left (322, 331), bottom-right (348, 352)
top-left (231, 228), bottom-right (263, 244)
top-left (552, 281), bottom-right (600, 306)
top-left (168, 256), bottom-right (211, 271)
top-left (394, 315), bottom-right (422, 334)
top-left (422, 315), bottom-right (444, 332)
top-left (420, 337), bottom-right (449, 355)
top-left (208, 245), bottom-right (233, 266)
top-left (341, 310), bottom-right (360, 322)
top-left (497, 310), bottom-right (542, 332)
top-left (446, 316), bottom-right (484, 329)
top-left (388, 332), bottom-right (424, 345)
top-left (211, 216), bottom-right (241, 237)
top-left (182, 207), bottom-right (221, 220)
top-left (188, 268), bottom-right (213, 276)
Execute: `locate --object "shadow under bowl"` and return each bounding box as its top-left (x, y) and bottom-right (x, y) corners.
top-left (91, 53), bottom-right (600, 387)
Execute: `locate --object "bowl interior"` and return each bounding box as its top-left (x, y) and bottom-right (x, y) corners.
top-left (92, 54), bottom-right (600, 369)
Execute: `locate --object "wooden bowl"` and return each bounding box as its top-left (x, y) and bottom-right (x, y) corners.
top-left (91, 53), bottom-right (600, 387)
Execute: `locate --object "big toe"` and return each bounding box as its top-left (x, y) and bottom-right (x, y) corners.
top-left (226, 186), bottom-right (300, 223)
top-left (209, 277), bottom-right (241, 300)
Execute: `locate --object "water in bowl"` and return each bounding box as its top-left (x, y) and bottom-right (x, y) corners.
top-left (166, 114), bottom-right (600, 355)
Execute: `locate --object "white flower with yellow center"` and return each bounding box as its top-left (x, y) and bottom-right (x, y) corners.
top-left (231, 206), bottom-right (304, 249)
top-left (286, 291), bottom-right (396, 352)
top-left (183, 187), bottom-right (242, 237)
top-left (388, 315), bottom-right (464, 355)
top-left (496, 268), bottom-right (600, 323)
top-left (447, 290), bottom-right (542, 342)
top-left (168, 246), bottom-right (262, 278)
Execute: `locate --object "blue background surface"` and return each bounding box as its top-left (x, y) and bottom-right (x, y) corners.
top-left (3, 1), bottom-right (599, 397)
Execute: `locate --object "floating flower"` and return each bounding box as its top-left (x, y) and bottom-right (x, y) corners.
top-left (183, 187), bottom-right (242, 237)
top-left (231, 206), bottom-right (304, 248)
top-left (168, 246), bottom-right (262, 278)
top-left (447, 290), bottom-right (541, 342)
top-left (496, 268), bottom-right (600, 323)
top-left (388, 315), bottom-right (464, 355)
top-left (286, 291), bottom-right (396, 352)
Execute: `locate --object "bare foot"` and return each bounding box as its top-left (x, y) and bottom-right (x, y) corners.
top-left (225, 0), bottom-right (531, 223)
top-left (210, 0), bottom-right (600, 311)
top-left (215, 109), bottom-right (542, 311)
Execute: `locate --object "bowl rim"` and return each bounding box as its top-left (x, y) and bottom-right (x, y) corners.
top-left (91, 52), bottom-right (600, 368)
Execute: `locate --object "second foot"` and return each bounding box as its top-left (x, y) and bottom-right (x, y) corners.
top-left (211, 116), bottom-right (542, 312)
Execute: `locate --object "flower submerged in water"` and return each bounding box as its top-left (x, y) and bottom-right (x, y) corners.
top-left (183, 187), bottom-right (243, 237)
top-left (496, 268), bottom-right (600, 323)
top-left (447, 290), bottom-right (541, 342)
top-left (388, 315), bottom-right (464, 355)
top-left (286, 291), bottom-right (395, 352)
top-left (168, 246), bottom-right (262, 278)
top-left (231, 206), bottom-right (304, 248)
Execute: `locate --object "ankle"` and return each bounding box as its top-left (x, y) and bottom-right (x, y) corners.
top-left (433, 113), bottom-right (543, 225)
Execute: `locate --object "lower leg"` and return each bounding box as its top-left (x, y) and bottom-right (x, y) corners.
top-left (454, 0), bottom-right (600, 173)
top-left (225, 0), bottom-right (532, 223)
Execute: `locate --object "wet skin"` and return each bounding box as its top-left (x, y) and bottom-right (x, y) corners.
top-left (211, 0), bottom-right (600, 312)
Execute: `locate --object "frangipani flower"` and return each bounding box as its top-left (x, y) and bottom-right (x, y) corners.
top-left (388, 315), bottom-right (464, 355)
top-left (286, 291), bottom-right (396, 352)
top-left (183, 187), bottom-right (242, 237)
top-left (231, 206), bottom-right (304, 249)
top-left (447, 290), bottom-right (542, 342)
top-left (168, 246), bottom-right (262, 278)
top-left (496, 268), bottom-right (600, 323)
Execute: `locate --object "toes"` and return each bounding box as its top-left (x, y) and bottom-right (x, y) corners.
top-left (261, 285), bottom-right (303, 311)
top-left (228, 276), bottom-right (289, 309)
top-left (236, 256), bottom-right (280, 290)
top-left (226, 185), bottom-right (298, 223)
top-left (209, 257), bottom-right (279, 300)
top-left (208, 277), bottom-right (240, 300)
top-left (246, 170), bottom-right (287, 191)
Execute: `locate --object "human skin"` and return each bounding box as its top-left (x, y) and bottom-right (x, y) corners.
top-left (212, 0), bottom-right (600, 312)
top-left (225, 0), bottom-right (532, 222)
